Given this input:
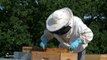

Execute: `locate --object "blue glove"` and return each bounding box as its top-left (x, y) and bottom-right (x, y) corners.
top-left (70, 38), bottom-right (82, 50)
top-left (40, 37), bottom-right (48, 49)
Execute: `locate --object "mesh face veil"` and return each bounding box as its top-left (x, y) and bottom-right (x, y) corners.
top-left (50, 25), bottom-right (71, 35)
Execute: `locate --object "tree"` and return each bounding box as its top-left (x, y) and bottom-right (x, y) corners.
top-left (0, 0), bottom-right (107, 57)
top-left (0, 0), bottom-right (32, 57)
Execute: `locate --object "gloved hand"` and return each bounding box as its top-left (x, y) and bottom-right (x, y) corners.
top-left (70, 38), bottom-right (82, 50)
top-left (40, 37), bottom-right (48, 49)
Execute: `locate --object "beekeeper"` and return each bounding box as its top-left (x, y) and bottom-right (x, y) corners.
top-left (40, 7), bottom-right (93, 60)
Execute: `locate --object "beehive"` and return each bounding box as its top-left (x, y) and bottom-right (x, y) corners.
top-left (85, 54), bottom-right (107, 60)
top-left (22, 47), bottom-right (107, 60)
top-left (22, 46), bottom-right (33, 52)
top-left (31, 48), bottom-right (77, 60)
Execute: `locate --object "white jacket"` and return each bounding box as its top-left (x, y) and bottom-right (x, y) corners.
top-left (41, 16), bottom-right (93, 52)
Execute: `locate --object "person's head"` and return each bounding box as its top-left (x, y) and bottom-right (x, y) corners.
top-left (46, 7), bottom-right (73, 35)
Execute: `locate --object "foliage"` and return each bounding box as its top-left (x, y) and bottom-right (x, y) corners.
top-left (0, 0), bottom-right (107, 57)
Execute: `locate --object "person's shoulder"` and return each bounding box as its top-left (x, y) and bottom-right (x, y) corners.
top-left (73, 16), bottom-right (84, 24)
top-left (73, 16), bottom-right (82, 21)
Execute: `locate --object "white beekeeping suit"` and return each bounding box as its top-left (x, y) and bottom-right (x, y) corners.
top-left (40, 7), bottom-right (93, 52)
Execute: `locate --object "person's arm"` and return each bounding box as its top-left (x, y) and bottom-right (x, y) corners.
top-left (75, 16), bottom-right (93, 44)
top-left (40, 30), bottom-right (54, 49)
top-left (79, 24), bottom-right (93, 44)
top-left (41, 30), bottom-right (54, 41)
top-left (70, 16), bottom-right (93, 50)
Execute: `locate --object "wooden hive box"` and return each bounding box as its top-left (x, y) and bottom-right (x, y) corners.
top-left (85, 54), bottom-right (107, 60)
top-left (31, 48), bottom-right (77, 60)
top-left (22, 46), bottom-right (33, 52)
top-left (85, 54), bottom-right (100, 60)
top-left (100, 54), bottom-right (107, 60)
